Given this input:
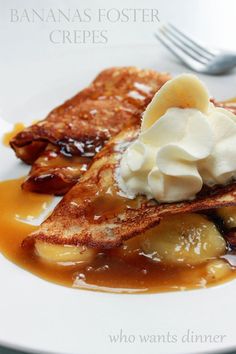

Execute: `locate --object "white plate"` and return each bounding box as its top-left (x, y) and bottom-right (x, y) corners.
top-left (1, 44), bottom-right (236, 354)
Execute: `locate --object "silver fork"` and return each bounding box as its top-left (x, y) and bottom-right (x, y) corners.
top-left (155, 23), bottom-right (236, 75)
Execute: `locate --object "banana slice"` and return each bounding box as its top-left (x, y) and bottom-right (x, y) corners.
top-left (217, 206), bottom-right (236, 228)
top-left (141, 74), bottom-right (209, 131)
top-left (206, 259), bottom-right (232, 281)
top-left (117, 235), bottom-right (143, 258)
top-left (141, 214), bottom-right (226, 265)
top-left (35, 241), bottom-right (96, 264)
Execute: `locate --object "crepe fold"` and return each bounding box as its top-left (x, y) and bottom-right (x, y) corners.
top-left (10, 67), bottom-right (171, 194)
top-left (23, 126), bottom-right (236, 249)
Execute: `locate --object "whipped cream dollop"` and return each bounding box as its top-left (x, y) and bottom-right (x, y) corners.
top-left (118, 74), bottom-right (236, 203)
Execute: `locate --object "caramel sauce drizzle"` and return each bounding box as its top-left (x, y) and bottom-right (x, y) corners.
top-left (2, 123), bottom-right (25, 146)
top-left (0, 177), bottom-right (235, 294)
top-left (85, 187), bottom-right (140, 222)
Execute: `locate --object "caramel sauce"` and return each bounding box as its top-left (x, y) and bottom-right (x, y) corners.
top-left (0, 177), bottom-right (235, 293)
top-left (85, 187), bottom-right (140, 222)
top-left (39, 150), bottom-right (90, 170)
top-left (0, 178), bottom-right (52, 273)
top-left (22, 145), bottom-right (91, 195)
top-left (2, 123), bottom-right (25, 146)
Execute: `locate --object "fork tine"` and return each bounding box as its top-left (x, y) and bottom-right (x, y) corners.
top-left (163, 24), bottom-right (212, 61)
top-left (159, 27), bottom-right (208, 65)
top-left (168, 23), bottom-right (218, 57)
top-left (154, 32), bottom-right (203, 72)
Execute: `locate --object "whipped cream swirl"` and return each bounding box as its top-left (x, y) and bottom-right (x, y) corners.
top-left (119, 104), bottom-right (236, 203)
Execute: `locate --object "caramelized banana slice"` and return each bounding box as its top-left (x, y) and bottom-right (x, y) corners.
top-left (140, 214), bottom-right (226, 265)
top-left (206, 259), bottom-right (232, 281)
top-left (35, 241), bottom-right (96, 263)
top-left (217, 206), bottom-right (236, 228)
top-left (141, 74), bottom-right (209, 131)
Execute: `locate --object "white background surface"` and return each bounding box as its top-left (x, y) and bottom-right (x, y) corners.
top-left (0, 0), bottom-right (236, 123)
top-left (0, 1), bottom-right (236, 354)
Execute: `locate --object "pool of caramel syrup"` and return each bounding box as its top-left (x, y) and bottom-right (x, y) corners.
top-left (1, 176), bottom-right (236, 293)
top-left (1, 119), bottom-right (236, 294)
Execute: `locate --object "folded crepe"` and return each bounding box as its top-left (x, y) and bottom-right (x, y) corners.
top-left (22, 145), bottom-right (91, 195)
top-left (23, 124), bottom-right (236, 249)
top-left (11, 67), bottom-right (170, 194)
top-left (21, 99), bottom-right (236, 196)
